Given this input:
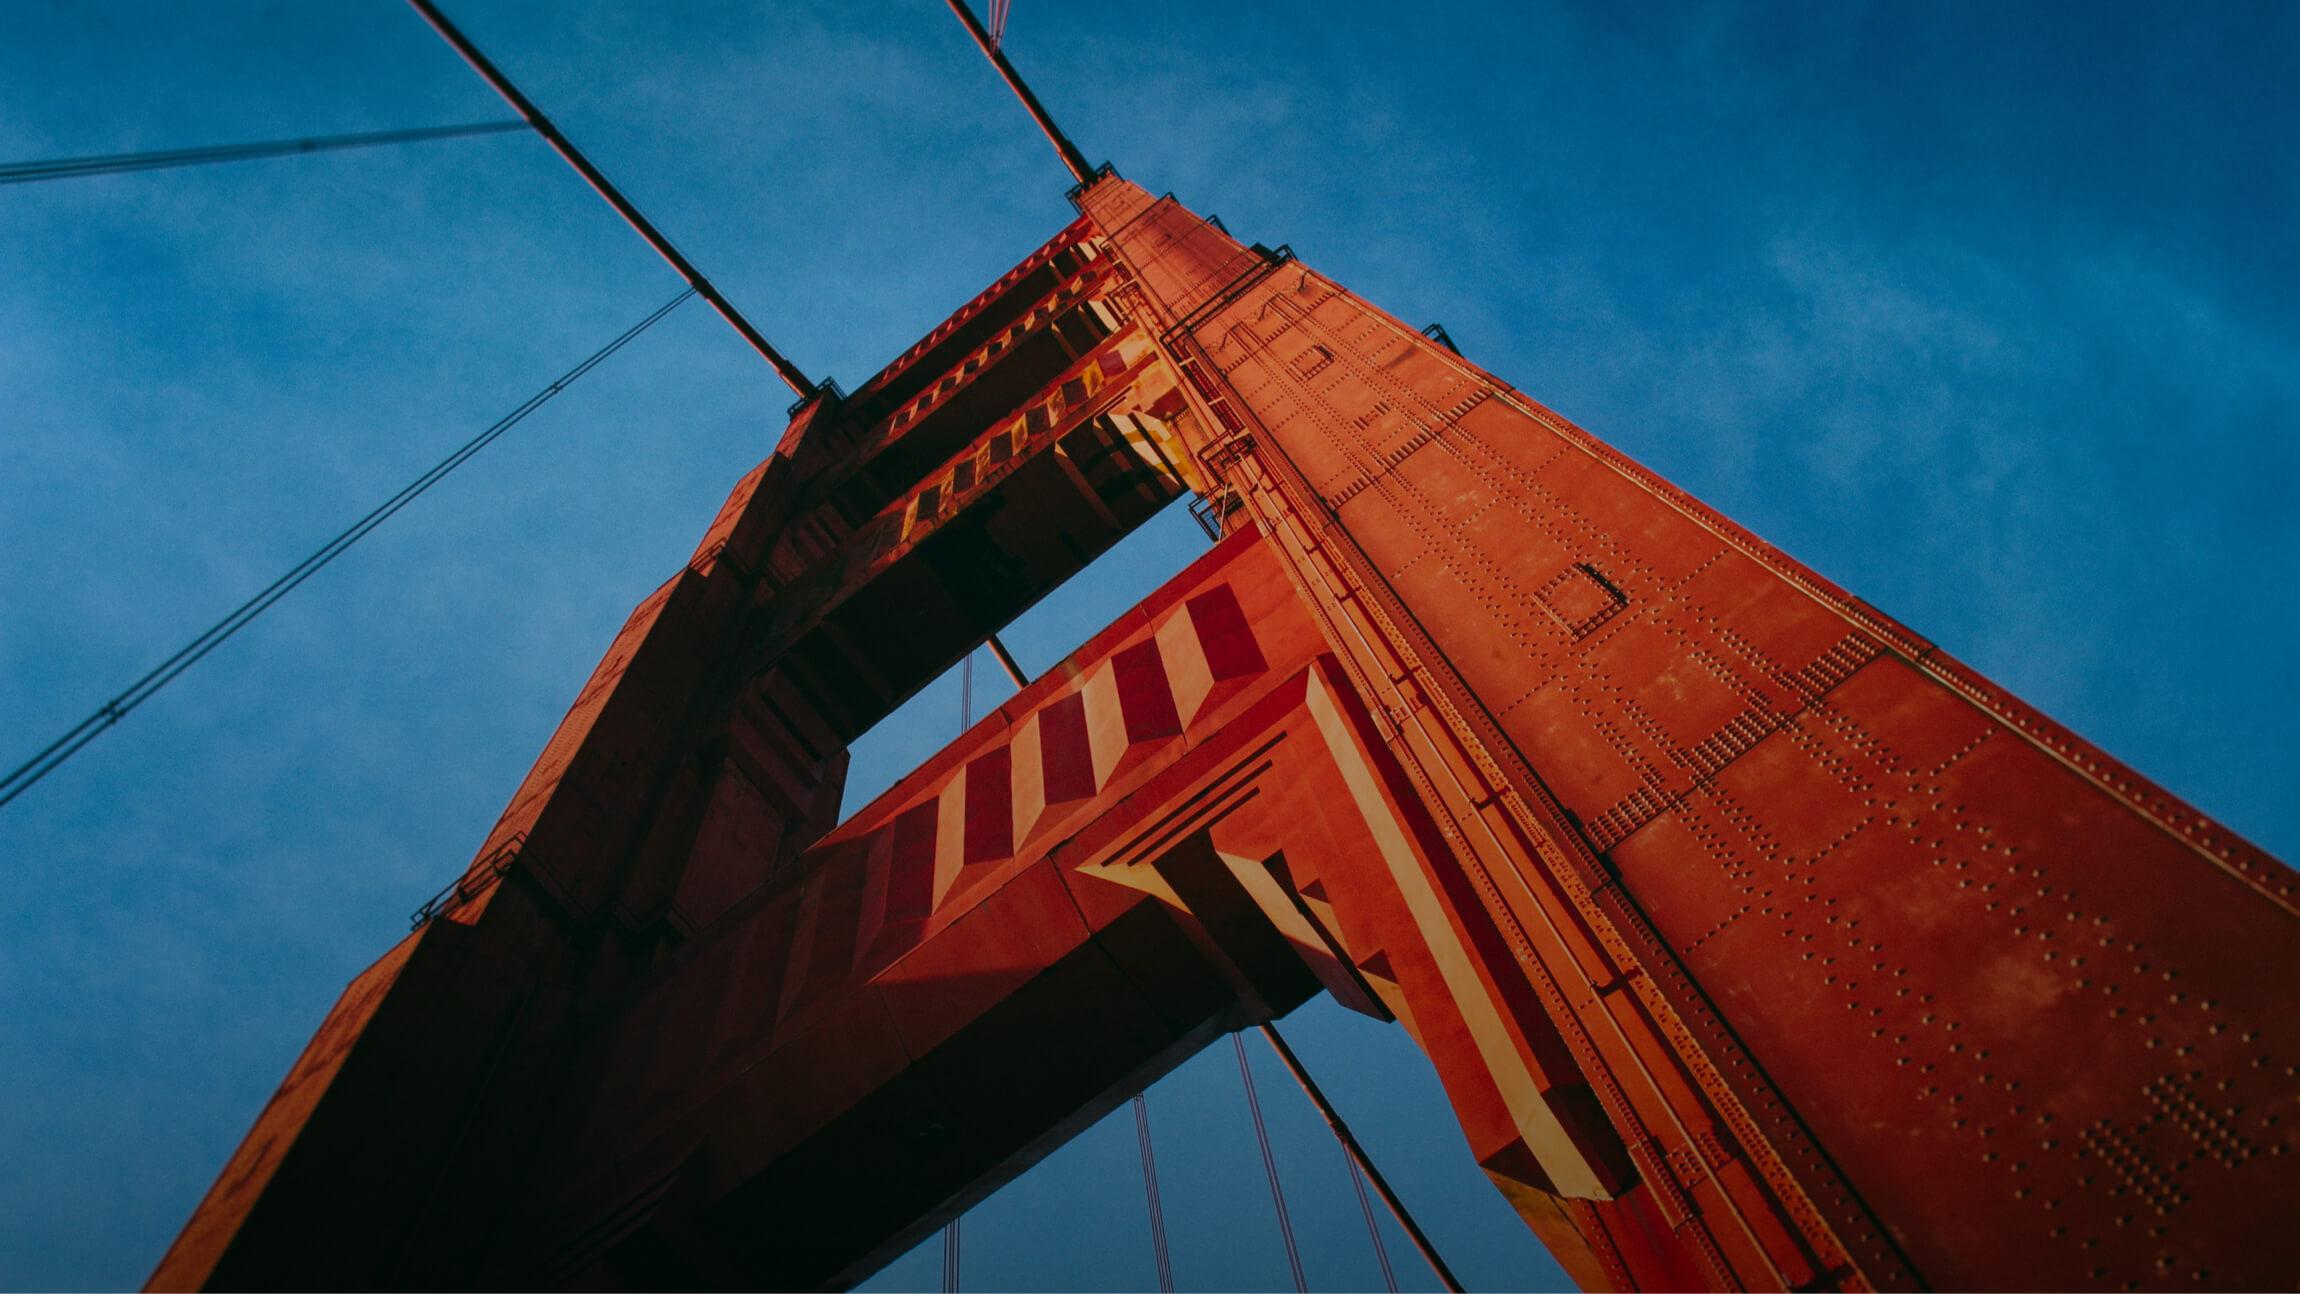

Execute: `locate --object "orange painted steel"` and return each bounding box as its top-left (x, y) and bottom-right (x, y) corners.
top-left (152, 178), bottom-right (2296, 1291)
top-left (1077, 176), bottom-right (2299, 1289)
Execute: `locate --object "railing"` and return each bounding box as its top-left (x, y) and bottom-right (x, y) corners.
top-left (409, 833), bottom-right (526, 930)
top-left (1188, 488), bottom-right (1246, 541)
top-left (786, 375), bottom-right (845, 420)
top-left (847, 220), bottom-right (1095, 405)
top-left (1065, 160), bottom-right (1121, 206)
top-left (1159, 243), bottom-right (1296, 350)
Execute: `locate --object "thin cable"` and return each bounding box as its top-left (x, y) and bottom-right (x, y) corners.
top-left (0, 288), bottom-right (697, 812)
top-left (1133, 1093), bottom-right (1176, 1293)
top-left (1258, 1023), bottom-right (1463, 1293)
top-left (0, 120), bottom-right (527, 186)
top-left (936, 652), bottom-right (974, 1293)
top-left (1234, 1032), bottom-right (1308, 1293)
top-left (1344, 1152), bottom-right (1399, 1294)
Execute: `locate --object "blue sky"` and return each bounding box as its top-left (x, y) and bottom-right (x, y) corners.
top-left (2, 2), bottom-right (2295, 1290)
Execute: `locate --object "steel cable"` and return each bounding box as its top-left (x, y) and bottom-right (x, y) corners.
top-left (0, 120), bottom-right (526, 186)
top-left (1134, 1093), bottom-right (1176, 1293)
top-left (1345, 1151), bottom-right (1399, 1293)
top-left (1234, 1032), bottom-right (1309, 1293)
top-left (936, 653), bottom-right (976, 1293)
top-left (0, 288), bottom-right (697, 812)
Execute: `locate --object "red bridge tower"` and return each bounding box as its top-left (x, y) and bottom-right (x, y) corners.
top-left (150, 31), bottom-right (2299, 1290)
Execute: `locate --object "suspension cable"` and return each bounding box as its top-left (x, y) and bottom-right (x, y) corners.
top-left (968, 598), bottom-right (1412, 1292)
top-left (944, 623), bottom-right (1420, 1294)
top-left (0, 288), bottom-right (697, 813)
top-left (0, 120), bottom-right (527, 187)
top-left (1259, 1023), bottom-right (1465, 1293)
top-left (1345, 1149), bottom-right (1400, 1293)
top-left (1133, 1093), bottom-right (1177, 1293)
top-left (935, 651), bottom-right (976, 1293)
top-left (944, 0), bottom-right (1093, 185)
top-left (404, 0), bottom-right (818, 399)
top-left (1169, 496), bottom-right (1462, 1290)
top-left (1234, 1032), bottom-right (1309, 1293)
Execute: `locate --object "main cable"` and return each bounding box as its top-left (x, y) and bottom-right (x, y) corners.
top-left (1345, 1147), bottom-right (1400, 1293)
top-left (945, 0), bottom-right (1093, 185)
top-left (0, 120), bottom-right (527, 186)
top-left (1258, 1023), bottom-right (1464, 1293)
top-left (0, 287), bottom-right (697, 812)
top-left (405, 0), bottom-right (819, 399)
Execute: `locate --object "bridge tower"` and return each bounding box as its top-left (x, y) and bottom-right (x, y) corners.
top-left (149, 17), bottom-right (2300, 1286)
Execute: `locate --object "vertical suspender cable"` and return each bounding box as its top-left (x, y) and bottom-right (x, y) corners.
top-left (1134, 1093), bottom-right (1177, 1293)
top-left (938, 648), bottom-right (975, 1294)
top-left (404, 0), bottom-right (819, 399)
top-left (981, 578), bottom-right (1411, 1294)
top-left (1259, 1023), bottom-right (1465, 1294)
top-left (1234, 1033), bottom-right (1309, 1293)
top-left (945, 632), bottom-right (1419, 1294)
top-left (1345, 1152), bottom-right (1400, 1293)
top-left (1175, 480), bottom-right (1460, 1293)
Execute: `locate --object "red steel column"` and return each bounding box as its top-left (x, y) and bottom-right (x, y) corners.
top-left (1082, 176), bottom-right (2300, 1291)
